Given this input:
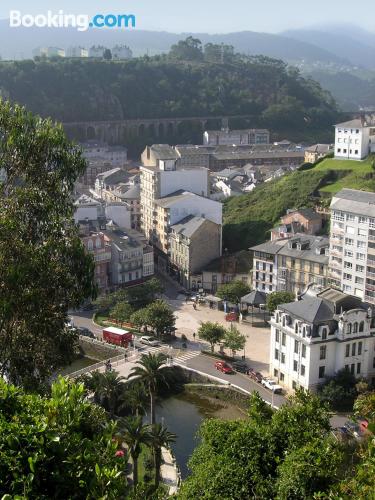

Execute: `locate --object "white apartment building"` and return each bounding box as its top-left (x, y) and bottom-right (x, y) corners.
top-left (203, 128), bottom-right (270, 146)
top-left (140, 162), bottom-right (209, 244)
top-left (66, 46), bottom-right (88, 58)
top-left (334, 118), bottom-right (375, 160)
top-left (82, 142), bottom-right (127, 166)
top-left (32, 47), bottom-right (65, 58)
top-left (270, 288), bottom-right (375, 391)
top-left (329, 189), bottom-right (375, 305)
top-left (89, 46), bottom-right (106, 58)
top-left (112, 45), bottom-right (133, 60)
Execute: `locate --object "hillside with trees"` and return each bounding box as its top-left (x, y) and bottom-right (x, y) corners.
top-left (223, 155), bottom-right (375, 252)
top-left (0, 39), bottom-right (338, 146)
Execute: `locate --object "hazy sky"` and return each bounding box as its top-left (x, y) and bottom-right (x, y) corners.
top-left (0, 0), bottom-right (374, 33)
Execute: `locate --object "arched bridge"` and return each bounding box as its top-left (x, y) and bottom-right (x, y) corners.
top-left (62, 115), bottom-right (254, 143)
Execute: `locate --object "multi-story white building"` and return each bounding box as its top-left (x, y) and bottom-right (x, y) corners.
top-left (334, 118), bottom-right (375, 160)
top-left (270, 288), bottom-right (375, 391)
top-left (251, 235), bottom-right (329, 295)
top-left (112, 45), bottom-right (133, 60)
top-left (203, 128), bottom-right (270, 146)
top-left (89, 46), bottom-right (106, 58)
top-left (329, 188), bottom-right (375, 304)
top-left (82, 142), bottom-right (127, 166)
top-left (140, 161), bottom-right (209, 245)
top-left (32, 47), bottom-right (65, 58)
top-left (66, 46), bottom-right (88, 58)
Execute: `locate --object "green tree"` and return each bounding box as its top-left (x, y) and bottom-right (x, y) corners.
top-left (319, 369), bottom-right (358, 411)
top-left (169, 36), bottom-right (203, 61)
top-left (197, 321), bottom-right (226, 352)
top-left (223, 325), bottom-right (246, 357)
top-left (146, 300), bottom-right (176, 337)
top-left (216, 280), bottom-right (251, 304)
top-left (96, 370), bottom-right (127, 418)
top-left (110, 301), bottom-right (134, 323)
top-left (0, 101), bottom-right (95, 389)
top-left (148, 423), bottom-right (176, 487)
top-left (119, 415), bottom-right (150, 488)
top-left (354, 391), bottom-right (375, 423)
top-left (266, 291), bottom-right (295, 313)
top-left (128, 353), bottom-right (168, 424)
top-left (248, 391), bottom-right (273, 424)
top-left (119, 380), bottom-right (149, 417)
top-left (103, 48), bottom-right (112, 60)
top-left (130, 307), bottom-right (151, 331)
top-left (0, 376), bottom-right (126, 498)
top-left (204, 43), bottom-right (234, 63)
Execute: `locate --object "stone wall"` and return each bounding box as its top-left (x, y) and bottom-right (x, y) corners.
top-left (78, 337), bottom-right (126, 361)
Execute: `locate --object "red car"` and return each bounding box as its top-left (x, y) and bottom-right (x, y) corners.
top-left (214, 361), bottom-right (234, 374)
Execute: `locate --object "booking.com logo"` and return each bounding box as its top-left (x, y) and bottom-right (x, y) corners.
top-left (9, 10), bottom-right (136, 31)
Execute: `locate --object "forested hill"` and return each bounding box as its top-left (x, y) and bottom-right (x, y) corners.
top-left (0, 54), bottom-right (338, 141)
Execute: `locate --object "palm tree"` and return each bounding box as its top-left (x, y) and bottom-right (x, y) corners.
top-left (128, 352), bottom-right (168, 424)
top-left (96, 370), bottom-right (126, 418)
top-left (119, 415), bottom-right (150, 488)
top-left (148, 423), bottom-right (176, 487)
top-left (119, 380), bottom-right (149, 417)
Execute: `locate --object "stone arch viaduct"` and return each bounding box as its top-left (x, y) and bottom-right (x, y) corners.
top-left (62, 115), bottom-right (254, 143)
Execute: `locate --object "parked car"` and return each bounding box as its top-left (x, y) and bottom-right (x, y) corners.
top-left (248, 369), bottom-right (263, 383)
top-left (214, 361), bottom-right (234, 374)
top-left (77, 327), bottom-right (95, 339)
top-left (232, 360), bottom-right (248, 373)
top-left (261, 378), bottom-right (283, 394)
top-left (140, 336), bottom-right (159, 347)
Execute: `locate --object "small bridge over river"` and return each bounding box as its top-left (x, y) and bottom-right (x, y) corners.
top-left (62, 114), bottom-right (255, 143)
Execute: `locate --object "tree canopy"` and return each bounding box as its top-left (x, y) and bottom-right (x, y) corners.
top-left (216, 280), bottom-right (251, 303)
top-left (266, 291), bottom-right (295, 313)
top-left (0, 101), bottom-right (95, 389)
top-left (0, 377), bottom-right (126, 498)
top-left (198, 321), bottom-right (226, 352)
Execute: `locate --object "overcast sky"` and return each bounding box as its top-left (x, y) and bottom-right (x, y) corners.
top-left (0, 0), bottom-right (374, 33)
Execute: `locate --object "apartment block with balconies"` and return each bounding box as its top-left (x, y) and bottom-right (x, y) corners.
top-left (329, 189), bottom-right (375, 304)
top-left (251, 235), bottom-right (329, 295)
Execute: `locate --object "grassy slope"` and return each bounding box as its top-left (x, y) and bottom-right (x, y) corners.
top-left (223, 156), bottom-right (375, 252)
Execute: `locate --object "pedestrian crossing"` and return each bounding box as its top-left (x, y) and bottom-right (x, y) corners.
top-left (174, 350), bottom-right (201, 364)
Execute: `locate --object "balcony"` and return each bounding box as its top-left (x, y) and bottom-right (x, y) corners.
top-left (330, 234), bottom-right (343, 243)
top-left (329, 267), bottom-right (341, 277)
top-left (94, 251), bottom-right (111, 263)
top-left (329, 260), bottom-right (342, 269)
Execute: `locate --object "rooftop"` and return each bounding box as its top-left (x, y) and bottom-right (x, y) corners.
top-left (331, 188), bottom-right (375, 217)
top-left (154, 190), bottom-right (204, 208)
top-left (305, 143), bottom-right (333, 153)
top-left (102, 229), bottom-right (142, 250)
top-left (283, 207), bottom-right (321, 221)
top-left (147, 144), bottom-right (179, 160)
top-left (251, 234), bottom-right (329, 264)
top-left (278, 297), bottom-right (334, 324)
top-left (170, 215), bottom-right (210, 238)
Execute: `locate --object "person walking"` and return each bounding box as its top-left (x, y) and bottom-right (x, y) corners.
top-left (193, 302), bottom-right (197, 310)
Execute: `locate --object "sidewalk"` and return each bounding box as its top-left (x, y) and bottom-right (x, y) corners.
top-left (169, 296), bottom-right (271, 374)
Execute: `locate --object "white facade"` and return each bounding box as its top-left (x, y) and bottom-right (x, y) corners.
top-left (66, 46), bottom-right (88, 58)
top-left (33, 47), bottom-right (65, 58)
top-left (270, 300), bottom-right (375, 392)
top-left (165, 193), bottom-right (222, 226)
top-left (329, 189), bottom-right (375, 305)
top-left (105, 203), bottom-right (131, 229)
top-left (89, 46), bottom-right (106, 58)
top-left (158, 169), bottom-right (209, 198)
top-left (143, 248), bottom-right (155, 277)
top-left (82, 142), bottom-right (127, 166)
top-left (334, 119), bottom-right (375, 160)
top-left (203, 128), bottom-right (270, 146)
top-left (112, 45), bottom-right (132, 60)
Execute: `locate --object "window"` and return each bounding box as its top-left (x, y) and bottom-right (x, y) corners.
top-left (357, 362), bottom-right (361, 374)
top-left (320, 345), bottom-right (327, 360)
top-left (346, 226), bottom-right (355, 234)
top-left (357, 253), bottom-right (365, 261)
top-left (294, 340), bottom-right (299, 354)
top-left (274, 369), bottom-right (278, 377)
top-left (346, 214), bottom-right (355, 222)
top-left (358, 341), bottom-right (363, 355)
top-left (347, 323), bottom-right (352, 334)
top-left (352, 343), bottom-right (356, 356)
top-left (282, 332), bottom-right (286, 346)
top-left (353, 322), bottom-right (358, 334)
top-left (292, 381), bottom-right (297, 390)
top-left (281, 353), bottom-right (285, 364)
top-left (275, 329), bottom-right (280, 342)
top-left (359, 322), bottom-right (364, 333)
top-left (345, 344), bottom-right (350, 357)
top-left (355, 277), bottom-right (364, 285)
top-left (301, 364), bottom-right (305, 376)
top-left (322, 328), bottom-right (327, 340)
top-left (356, 265), bottom-right (365, 273)
top-left (293, 360), bottom-right (298, 372)
top-left (345, 238), bottom-right (354, 246)
top-left (343, 273), bottom-right (352, 281)
top-left (87, 239), bottom-right (93, 251)
top-left (319, 366), bottom-right (325, 378)
top-left (359, 216), bottom-right (368, 224)
top-left (350, 364), bottom-right (355, 375)
top-left (355, 150), bottom-right (358, 154)
top-left (358, 228), bottom-right (367, 236)
top-left (302, 344), bottom-right (306, 358)
top-left (274, 349), bottom-right (279, 360)
top-left (280, 372), bottom-right (285, 381)
top-left (337, 148), bottom-right (341, 153)
top-left (344, 261), bottom-right (353, 269)
top-left (345, 249), bottom-right (353, 257)
top-left (357, 240), bottom-right (366, 249)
